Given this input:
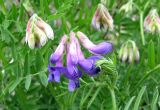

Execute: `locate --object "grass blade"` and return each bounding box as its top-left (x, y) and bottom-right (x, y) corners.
top-left (151, 87), bottom-right (159, 110)
top-left (87, 87), bottom-right (101, 109)
top-left (133, 86), bottom-right (146, 110)
top-left (9, 78), bottom-right (22, 93)
top-left (124, 96), bottom-right (135, 110)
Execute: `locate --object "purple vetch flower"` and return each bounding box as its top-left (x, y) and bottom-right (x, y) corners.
top-left (50, 35), bottom-right (67, 64)
top-left (77, 31), bottom-right (113, 55)
top-left (25, 14), bottom-right (54, 49)
top-left (48, 31), bottom-right (113, 91)
top-left (48, 59), bottom-right (63, 82)
top-left (68, 79), bottom-right (80, 92)
top-left (69, 32), bottom-right (79, 64)
top-left (66, 43), bottom-right (82, 80)
top-left (78, 56), bottom-right (102, 75)
top-left (74, 34), bottom-right (103, 75)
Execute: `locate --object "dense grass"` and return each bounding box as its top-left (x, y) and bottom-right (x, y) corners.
top-left (0, 0), bottom-right (160, 110)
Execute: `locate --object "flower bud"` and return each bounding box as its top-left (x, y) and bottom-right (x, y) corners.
top-left (121, 46), bottom-right (128, 62)
top-left (36, 17), bottom-right (54, 40)
top-left (128, 48), bottom-right (134, 63)
top-left (34, 25), bottom-right (48, 47)
top-left (119, 40), bottom-right (140, 63)
top-left (135, 47), bottom-right (140, 62)
top-left (28, 33), bottom-right (35, 49)
top-left (92, 3), bottom-right (114, 31)
top-left (25, 14), bottom-right (54, 49)
top-left (144, 9), bottom-right (160, 33)
top-left (120, 0), bottom-right (133, 14)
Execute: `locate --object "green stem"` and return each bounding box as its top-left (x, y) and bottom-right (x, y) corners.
top-left (140, 11), bottom-right (145, 45)
top-left (109, 89), bottom-right (117, 110)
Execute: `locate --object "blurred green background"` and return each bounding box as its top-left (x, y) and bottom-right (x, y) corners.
top-left (0, 0), bottom-right (160, 110)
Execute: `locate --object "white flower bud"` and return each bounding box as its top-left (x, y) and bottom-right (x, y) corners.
top-left (122, 46), bottom-right (128, 62)
top-left (144, 9), bottom-right (160, 33)
top-left (128, 48), bottom-right (134, 63)
top-left (36, 18), bottom-right (54, 40)
top-left (92, 3), bottom-right (114, 30)
top-left (28, 34), bottom-right (35, 49)
top-left (34, 25), bottom-right (48, 47)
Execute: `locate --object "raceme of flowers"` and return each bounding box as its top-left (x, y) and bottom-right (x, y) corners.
top-left (91, 3), bottom-right (114, 31)
top-left (25, 14), bottom-right (54, 49)
top-left (144, 9), bottom-right (160, 33)
top-left (48, 31), bottom-right (113, 91)
top-left (119, 40), bottom-right (140, 63)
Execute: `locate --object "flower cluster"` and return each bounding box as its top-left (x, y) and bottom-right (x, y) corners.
top-left (48, 31), bottom-right (113, 91)
top-left (119, 0), bottom-right (133, 14)
top-left (26, 14), bottom-right (54, 49)
top-left (119, 40), bottom-right (140, 63)
top-left (92, 3), bottom-right (114, 31)
top-left (144, 9), bottom-right (160, 33)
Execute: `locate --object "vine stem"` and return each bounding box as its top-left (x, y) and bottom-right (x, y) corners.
top-left (109, 88), bottom-right (117, 110)
top-left (140, 11), bottom-right (145, 45)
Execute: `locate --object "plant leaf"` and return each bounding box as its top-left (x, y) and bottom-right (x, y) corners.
top-left (25, 75), bottom-right (31, 91)
top-left (151, 87), bottom-right (159, 110)
top-left (39, 73), bottom-right (48, 87)
top-left (9, 78), bottom-right (22, 93)
top-left (124, 96), bottom-right (135, 110)
top-left (133, 86), bottom-right (146, 110)
top-left (87, 87), bottom-right (101, 109)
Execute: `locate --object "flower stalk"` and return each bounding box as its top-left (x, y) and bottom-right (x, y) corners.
top-left (140, 11), bottom-right (145, 45)
top-left (109, 88), bottom-right (117, 110)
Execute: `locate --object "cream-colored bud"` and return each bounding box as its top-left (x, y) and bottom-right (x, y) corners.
top-left (120, 0), bottom-right (133, 13)
top-left (28, 34), bottom-right (35, 49)
top-left (34, 25), bottom-right (48, 47)
top-left (128, 48), bottom-right (134, 63)
top-left (135, 48), bottom-right (140, 62)
top-left (122, 46), bottom-right (128, 62)
top-left (36, 18), bottom-right (54, 40)
top-left (144, 9), bottom-right (160, 33)
top-left (92, 3), bottom-right (114, 30)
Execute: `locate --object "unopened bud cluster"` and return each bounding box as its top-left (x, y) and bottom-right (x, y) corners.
top-left (25, 14), bottom-right (54, 49)
top-left (119, 40), bottom-right (140, 63)
top-left (92, 3), bottom-right (114, 31)
top-left (119, 0), bottom-right (133, 14)
top-left (144, 9), bottom-right (160, 33)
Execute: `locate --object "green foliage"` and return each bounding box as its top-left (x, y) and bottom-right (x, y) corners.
top-left (0, 0), bottom-right (160, 110)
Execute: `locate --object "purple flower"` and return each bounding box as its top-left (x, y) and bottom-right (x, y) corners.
top-left (48, 31), bottom-right (113, 91)
top-left (79, 58), bottom-right (101, 75)
top-left (48, 59), bottom-right (63, 82)
top-left (77, 31), bottom-right (113, 55)
top-left (66, 43), bottom-right (82, 79)
top-left (74, 34), bottom-right (102, 75)
top-left (69, 32), bottom-right (79, 64)
top-left (77, 47), bottom-right (102, 75)
top-left (50, 35), bottom-right (67, 64)
top-left (68, 79), bottom-right (80, 92)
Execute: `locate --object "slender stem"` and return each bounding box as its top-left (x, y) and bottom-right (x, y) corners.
top-left (109, 88), bottom-right (117, 110)
top-left (140, 11), bottom-right (145, 45)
